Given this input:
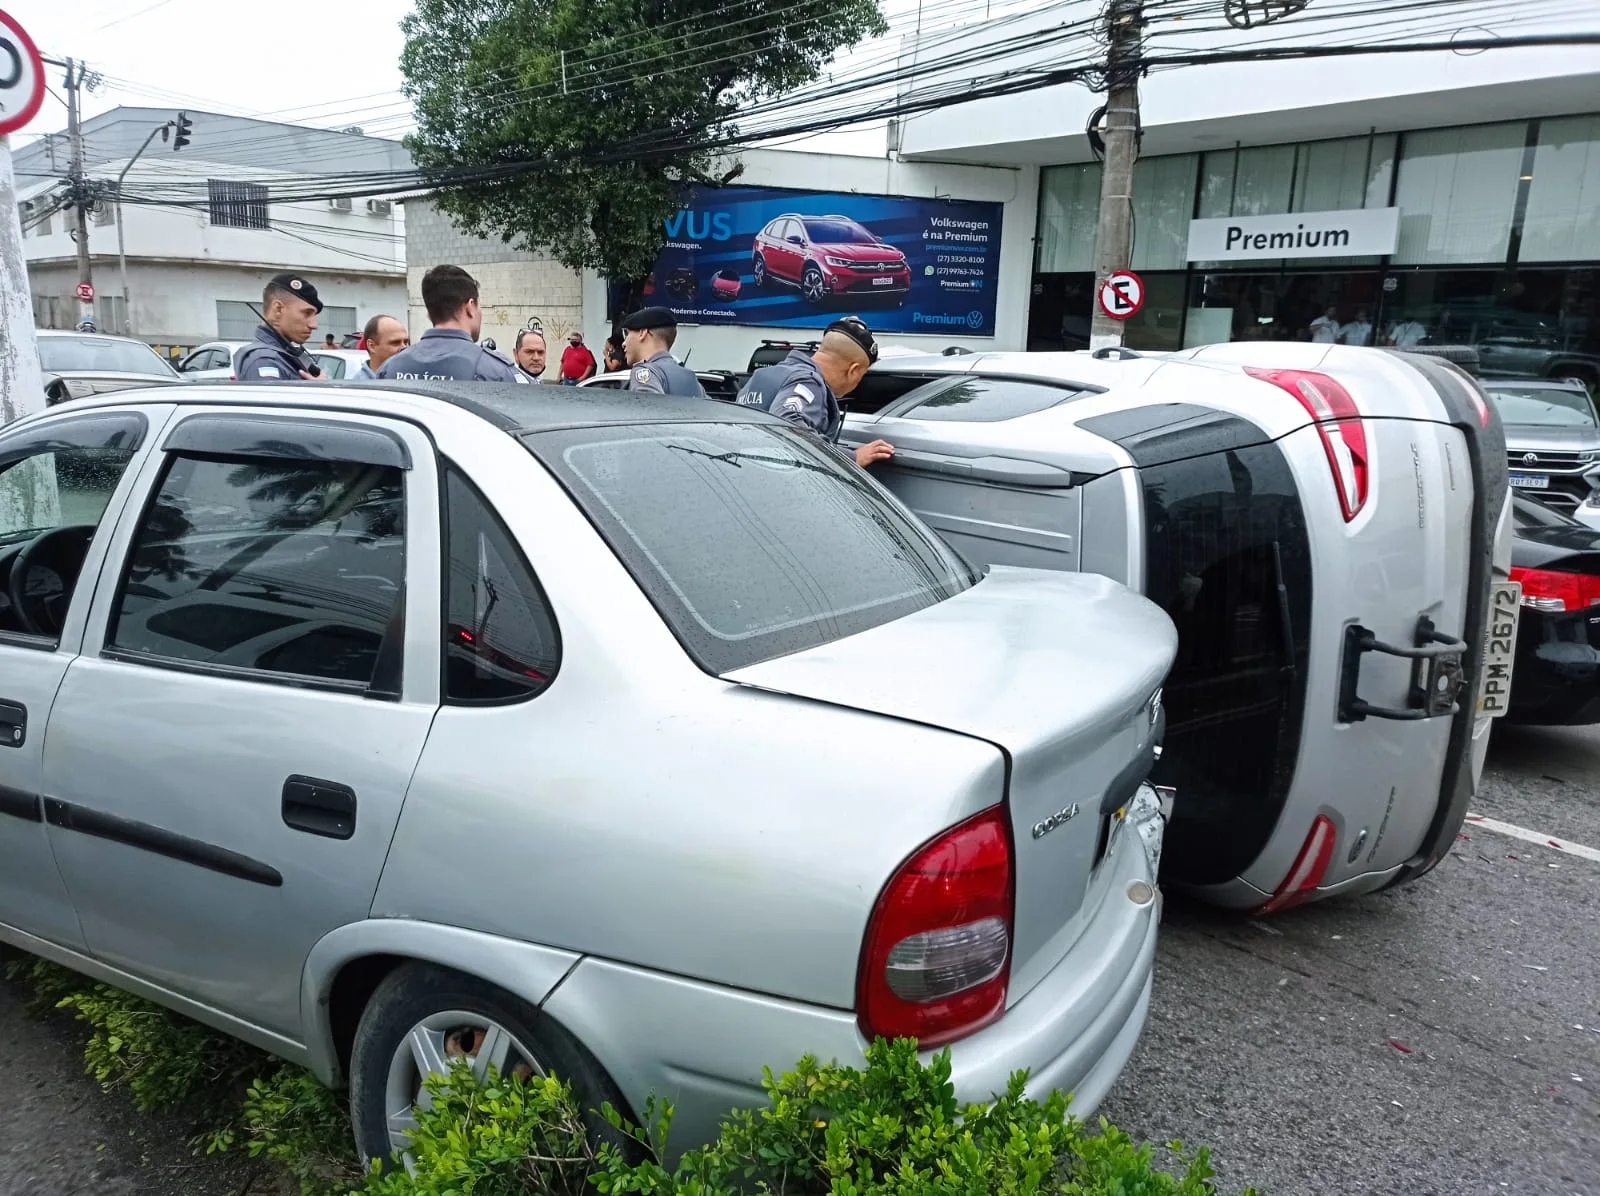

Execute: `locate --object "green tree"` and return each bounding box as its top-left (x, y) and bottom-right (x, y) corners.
top-left (399, 0), bottom-right (886, 311)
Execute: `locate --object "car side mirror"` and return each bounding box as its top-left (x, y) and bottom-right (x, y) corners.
top-left (787, 235), bottom-right (803, 245)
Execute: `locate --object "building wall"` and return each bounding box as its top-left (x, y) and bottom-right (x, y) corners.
top-left (26, 259), bottom-right (407, 355)
top-left (403, 200), bottom-right (586, 354)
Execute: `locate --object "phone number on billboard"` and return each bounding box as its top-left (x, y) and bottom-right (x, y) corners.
top-left (937, 255), bottom-right (989, 265)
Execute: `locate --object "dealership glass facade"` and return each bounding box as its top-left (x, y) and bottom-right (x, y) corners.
top-left (1030, 114), bottom-right (1600, 388)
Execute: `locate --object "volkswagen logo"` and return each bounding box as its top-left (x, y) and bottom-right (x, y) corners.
top-left (1523, 453), bottom-right (1540, 465)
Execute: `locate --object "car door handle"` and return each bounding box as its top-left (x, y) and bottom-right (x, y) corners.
top-left (281, 775), bottom-right (357, 840)
top-left (0, 700), bottom-right (26, 749)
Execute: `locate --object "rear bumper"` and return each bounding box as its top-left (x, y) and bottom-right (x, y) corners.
top-left (539, 814), bottom-right (1160, 1155)
top-left (1506, 611), bottom-right (1600, 725)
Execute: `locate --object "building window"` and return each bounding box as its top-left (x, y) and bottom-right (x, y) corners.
top-left (1037, 153), bottom-right (1197, 274)
top-left (1521, 115), bottom-right (1600, 264)
top-left (1393, 122), bottom-right (1526, 266)
top-left (207, 180), bottom-right (270, 230)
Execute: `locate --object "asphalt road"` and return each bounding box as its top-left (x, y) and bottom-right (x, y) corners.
top-left (1, 724), bottom-right (1597, 1196)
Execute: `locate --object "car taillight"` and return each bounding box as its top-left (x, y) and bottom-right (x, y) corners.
top-left (1510, 566), bottom-right (1600, 613)
top-left (857, 806), bottom-right (1013, 1048)
top-left (1257, 814), bottom-right (1336, 915)
top-left (1245, 367), bottom-right (1370, 521)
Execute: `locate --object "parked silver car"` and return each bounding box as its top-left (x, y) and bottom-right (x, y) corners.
top-left (840, 343), bottom-right (1514, 912)
top-left (1482, 378), bottom-right (1600, 513)
top-left (0, 382), bottom-right (1174, 1165)
top-left (37, 329), bottom-right (185, 404)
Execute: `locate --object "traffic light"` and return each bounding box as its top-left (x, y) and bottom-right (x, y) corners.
top-left (173, 112), bottom-right (193, 152)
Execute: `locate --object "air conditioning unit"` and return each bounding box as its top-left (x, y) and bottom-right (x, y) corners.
top-left (328, 197), bottom-right (352, 212)
top-left (366, 198), bottom-right (392, 216)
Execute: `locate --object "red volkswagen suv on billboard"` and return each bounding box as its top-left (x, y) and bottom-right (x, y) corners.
top-left (751, 213), bottom-right (911, 306)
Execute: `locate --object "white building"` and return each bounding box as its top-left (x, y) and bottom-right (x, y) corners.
top-left (15, 107), bottom-right (411, 356)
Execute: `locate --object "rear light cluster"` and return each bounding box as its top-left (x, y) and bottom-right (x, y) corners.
top-left (857, 807), bottom-right (1013, 1049)
top-left (1258, 814), bottom-right (1336, 915)
top-left (1245, 367), bottom-right (1370, 522)
top-left (1510, 566), bottom-right (1600, 614)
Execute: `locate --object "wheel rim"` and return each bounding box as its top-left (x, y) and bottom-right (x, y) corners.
top-left (383, 1010), bottom-right (544, 1167)
top-left (803, 271), bottom-right (823, 302)
top-left (754, 259), bottom-right (766, 286)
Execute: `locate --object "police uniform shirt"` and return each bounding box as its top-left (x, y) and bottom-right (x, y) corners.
top-left (234, 323), bottom-right (309, 381)
top-left (627, 350), bottom-right (706, 397)
top-left (376, 328), bottom-right (528, 383)
top-left (736, 349), bottom-right (842, 441)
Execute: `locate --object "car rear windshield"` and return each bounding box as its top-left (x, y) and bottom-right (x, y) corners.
top-left (525, 421), bottom-right (978, 673)
top-left (1486, 385), bottom-right (1597, 427)
top-left (38, 337), bottom-right (177, 377)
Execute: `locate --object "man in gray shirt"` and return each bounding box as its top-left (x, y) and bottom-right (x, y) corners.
top-left (377, 265), bottom-right (526, 383)
top-left (620, 307), bottom-right (706, 396)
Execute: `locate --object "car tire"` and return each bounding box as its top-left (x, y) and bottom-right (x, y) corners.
top-left (802, 266), bottom-right (826, 305)
top-left (348, 961), bottom-right (634, 1174)
top-left (753, 256), bottom-right (769, 289)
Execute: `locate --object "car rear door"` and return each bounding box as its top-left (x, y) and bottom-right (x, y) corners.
top-left (40, 406), bottom-right (441, 1039)
top-left (0, 406), bottom-right (167, 952)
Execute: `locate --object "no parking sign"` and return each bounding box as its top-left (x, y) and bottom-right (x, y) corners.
top-left (1098, 270), bottom-right (1145, 321)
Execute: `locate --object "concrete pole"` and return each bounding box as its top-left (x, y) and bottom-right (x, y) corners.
top-left (66, 59), bottom-right (94, 328)
top-left (1088, 0), bottom-right (1142, 352)
top-left (0, 135), bottom-right (61, 526)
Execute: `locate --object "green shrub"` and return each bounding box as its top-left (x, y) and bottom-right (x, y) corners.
top-left (57, 983), bottom-right (260, 1112)
top-left (360, 1038), bottom-right (1253, 1196)
top-left (205, 1066), bottom-right (366, 1196)
top-left (3, 954), bottom-right (87, 1015)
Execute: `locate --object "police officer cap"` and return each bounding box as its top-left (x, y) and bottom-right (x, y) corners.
top-left (826, 315), bottom-right (879, 364)
top-left (620, 306), bottom-right (677, 331)
top-left (268, 273), bottom-right (324, 313)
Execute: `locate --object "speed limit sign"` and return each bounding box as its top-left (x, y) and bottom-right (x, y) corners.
top-left (1098, 270), bottom-right (1145, 321)
top-left (0, 10), bottom-right (46, 139)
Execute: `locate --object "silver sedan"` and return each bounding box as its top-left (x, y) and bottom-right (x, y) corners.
top-left (0, 380), bottom-right (1174, 1166)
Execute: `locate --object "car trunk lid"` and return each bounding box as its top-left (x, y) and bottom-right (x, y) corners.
top-left (723, 566), bottom-right (1175, 1003)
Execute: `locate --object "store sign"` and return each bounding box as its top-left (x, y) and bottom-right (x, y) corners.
top-left (639, 184), bottom-right (1004, 336)
top-left (1186, 207), bottom-right (1400, 261)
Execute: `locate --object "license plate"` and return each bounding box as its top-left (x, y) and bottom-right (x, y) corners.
top-left (871, 276), bottom-right (895, 286)
top-left (1508, 472), bottom-right (1550, 489)
top-left (1477, 580), bottom-right (1523, 717)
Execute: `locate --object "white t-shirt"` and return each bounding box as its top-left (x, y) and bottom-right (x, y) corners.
top-left (1388, 321), bottom-right (1426, 348)
top-left (1309, 315), bottom-right (1340, 344)
top-left (1339, 321), bottom-right (1373, 346)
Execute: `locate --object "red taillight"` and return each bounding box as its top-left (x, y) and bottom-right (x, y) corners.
top-left (1245, 367), bottom-right (1370, 522)
top-left (857, 807), bottom-right (1013, 1048)
top-left (1510, 566), bottom-right (1600, 613)
top-left (1257, 814), bottom-right (1336, 915)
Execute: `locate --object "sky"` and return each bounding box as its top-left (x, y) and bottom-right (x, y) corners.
top-left (2, 0), bottom-right (1014, 158)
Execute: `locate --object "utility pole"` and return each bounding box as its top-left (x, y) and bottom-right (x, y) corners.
top-left (116, 118), bottom-right (179, 337)
top-left (64, 58), bottom-right (94, 329)
top-left (1088, 0), bottom-right (1143, 351)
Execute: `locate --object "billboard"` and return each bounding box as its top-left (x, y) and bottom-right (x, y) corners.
top-left (636, 184), bottom-right (1005, 337)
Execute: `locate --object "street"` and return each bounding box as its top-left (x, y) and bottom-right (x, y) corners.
top-left (1, 722), bottom-right (1597, 1196)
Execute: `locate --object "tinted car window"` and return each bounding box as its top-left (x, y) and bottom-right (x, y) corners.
top-left (110, 454), bottom-right (405, 687)
top-left (802, 218), bottom-right (871, 244)
top-left (528, 421), bottom-right (977, 673)
top-left (1512, 495), bottom-right (1583, 530)
top-left (443, 466), bottom-right (560, 703)
top-left (38, 336), bottom-right (178, 378)
top-left (1486, 385), bottom-right (1597, 426)
top-left (894, 376), bottom-right (1083, 423)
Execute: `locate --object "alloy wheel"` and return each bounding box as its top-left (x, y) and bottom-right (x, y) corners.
top-left (803, 269), bottom-right (825, 304)
top-left (382, 1010), bottom-right (543, 1166)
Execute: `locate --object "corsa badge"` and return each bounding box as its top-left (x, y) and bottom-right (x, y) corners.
top-left (1032, 803), bottom-right (1080, 840)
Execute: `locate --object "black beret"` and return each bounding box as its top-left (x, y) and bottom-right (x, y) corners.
top-left (620, 306), bottom-right (677, 331)
top-left (269, 273), bottom-right (324, 313)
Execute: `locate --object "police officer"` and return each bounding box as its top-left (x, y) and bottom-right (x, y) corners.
top-left (377, 265), bottom-right (526, 383)
top-left (234, 274), bottom-right (324, 380)
top-left (620, 307), bottom-right (706, 396)
top-left (736, 315), bottom-right (894, 469)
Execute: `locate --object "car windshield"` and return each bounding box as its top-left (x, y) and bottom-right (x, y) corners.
top-left (802, 218), bottom-right (873, 244)
top-left (1486, 385), bottom-right (1597, 427)
top-left (526, 420), bottom-right (978, 673)
top-left (38, 336), bottom-right (178, 378)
